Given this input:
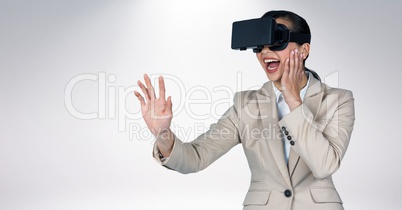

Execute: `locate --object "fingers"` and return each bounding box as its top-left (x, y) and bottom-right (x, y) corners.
top-left (134, 90), bottom-right (146, 107)
top-left (288, 49), bottom-right (304, 80)
top-left (297, 50), bottom-right (304, 75)
top-left (137, 79), bottom-right (151, 103)
top-left (137, 74), bottom-right (158, 103)
top-left (281, 58), bottom-right (290, 91)
top-left (289, 49), bottom-right (295, 79)
top-left (166, 96), bottom-right (173, 114)
top-left (282, 48), bottom-right (305, 91)
top-left (159, 76), bottom-right (166, 100)
top-left (299, 52), bottom-right (304, 78)
top-left (293, 49), bottom-right (300, 70)
top-left (144, 74), bottom-right (156, 99)
top-left (294, 49), bottom-right (300, 77)
top-left (136, 74), bottom-right (170, 104)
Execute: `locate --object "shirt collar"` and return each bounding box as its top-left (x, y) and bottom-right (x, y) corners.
top-left (272, 71), bottom-right (311, 103)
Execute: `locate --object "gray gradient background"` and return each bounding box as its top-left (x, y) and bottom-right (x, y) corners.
top-left (1, 0), bottom-right (401, 209)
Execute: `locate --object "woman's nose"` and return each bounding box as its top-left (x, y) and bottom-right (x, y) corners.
top-left (260, 46), bottom-right (272, 54)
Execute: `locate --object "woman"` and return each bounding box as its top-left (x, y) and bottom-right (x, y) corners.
top-left (134, 10), bottom-right (355, 210)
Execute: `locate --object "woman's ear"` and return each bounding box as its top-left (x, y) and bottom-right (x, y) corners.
top-left (300, 43), bottom-right (310, 59)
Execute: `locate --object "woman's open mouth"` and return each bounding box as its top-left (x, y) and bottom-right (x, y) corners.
top-left (264, 59), bottom-right (280, 72)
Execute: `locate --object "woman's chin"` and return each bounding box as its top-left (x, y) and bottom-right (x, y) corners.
top-left (265, 68), bottom-right (282, 82)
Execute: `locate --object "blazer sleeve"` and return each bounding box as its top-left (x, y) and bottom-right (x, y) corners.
top-left (153, 93), bottom-right (242, 174)
top-left (278, 89), bottom-right (355, 179)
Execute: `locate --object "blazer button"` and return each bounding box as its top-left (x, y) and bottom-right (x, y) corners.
top-left (290, 141), bottom-right (295, 146)
top-left (287, 136), bottom-right (292, 140)
top-left (284, 189), bottom-right (292, 197)
top-left (282, 126), bottom-right (286, 131)
top-left (284, 131), bottom-right (289, 135)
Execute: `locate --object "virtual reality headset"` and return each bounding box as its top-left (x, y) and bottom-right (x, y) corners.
top-left (231, 17), bottom-right (311, 53)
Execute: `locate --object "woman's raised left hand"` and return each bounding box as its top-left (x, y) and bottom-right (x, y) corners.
top-left (280, 48), bottom-right (306, 111)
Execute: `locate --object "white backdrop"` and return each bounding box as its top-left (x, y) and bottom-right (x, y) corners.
top-left (1, 0), bottom-right (401, 209)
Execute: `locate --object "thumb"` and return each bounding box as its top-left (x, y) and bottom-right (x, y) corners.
top-left (166, 96), bottom-right (173, 113)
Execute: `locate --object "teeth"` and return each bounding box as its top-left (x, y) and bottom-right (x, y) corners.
top-left (264, 59), bottom-right (279, 63)
top-left (268, 66), bottom-right (277, 70)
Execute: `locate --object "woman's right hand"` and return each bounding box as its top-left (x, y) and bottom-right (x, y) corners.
top-left (134, 74), bottom-right (173, 137)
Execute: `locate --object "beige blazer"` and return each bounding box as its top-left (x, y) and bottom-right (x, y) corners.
top-left (153, 75), bottom-right (355, 210)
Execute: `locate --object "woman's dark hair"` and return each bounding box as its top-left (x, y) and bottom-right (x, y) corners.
top-left (261, 10), bottom-right (311, 46)
top-left (262, 10), bottom-right (320, 81)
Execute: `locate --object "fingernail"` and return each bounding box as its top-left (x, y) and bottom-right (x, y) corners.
top-left (291, 50), bottom-right (294, 55)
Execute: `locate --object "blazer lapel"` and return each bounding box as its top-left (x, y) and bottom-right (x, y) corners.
top-left (287, 76), bottom-right (324, 176)
top-left (257, 82), bottom-right (292, 188)
top-left (256, 77), bottom-right (325, 185)
top-left (303, 76), bottom-right (325, 122)
top-left (288, 148), bottom-right (300, 177)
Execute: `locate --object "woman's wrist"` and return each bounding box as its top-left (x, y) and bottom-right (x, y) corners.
top-left (156, 128), bottom-right (174, 157)
top-left (288, 98), bottom-right (302, 111)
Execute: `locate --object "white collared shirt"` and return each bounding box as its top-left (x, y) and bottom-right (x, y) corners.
top-left (272, 72), bottom-right (311, 163)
